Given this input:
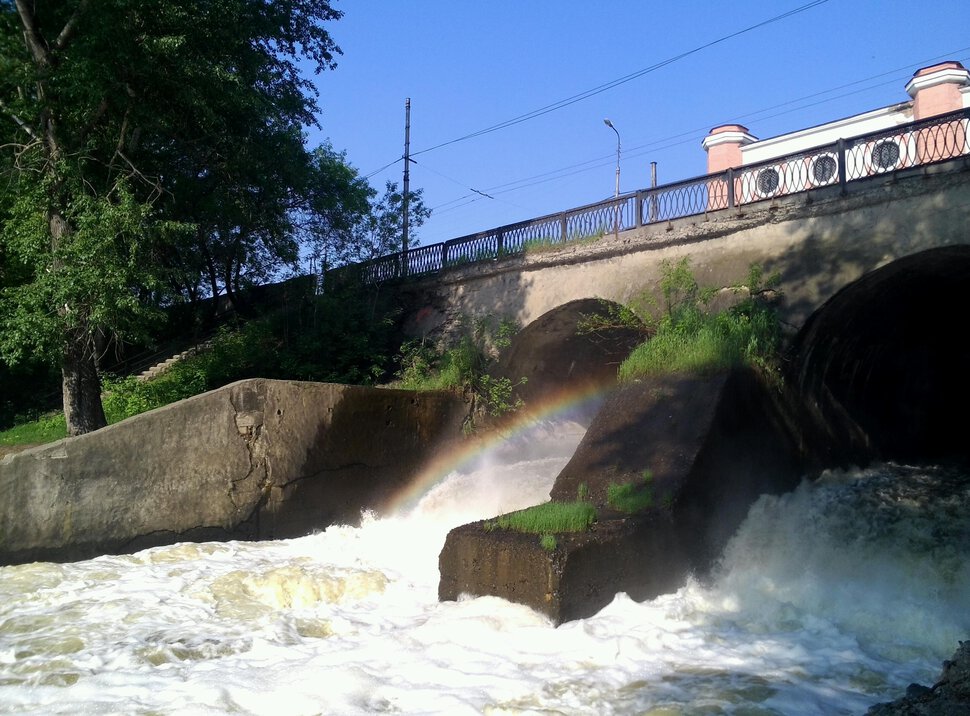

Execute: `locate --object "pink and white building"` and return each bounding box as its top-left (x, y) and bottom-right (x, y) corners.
top-left (702, 61), bottom-right (970, 205)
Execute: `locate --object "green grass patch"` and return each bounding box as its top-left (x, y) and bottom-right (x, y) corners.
top-left (484, 501), bottom-right (597, 534)
top-left (0, 412), bottom-right (67, 445)
top-left (617, 260), bottom-right (781, 382)
top-left (607, 470), bottom-right (655, 513)
top-left (392, 316), bottom-right (526, 422)
top-left (539, 534), bottom-right (558, 551)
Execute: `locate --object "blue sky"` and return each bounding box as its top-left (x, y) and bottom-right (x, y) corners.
top-left (304, 0), bottom-right (970, 249)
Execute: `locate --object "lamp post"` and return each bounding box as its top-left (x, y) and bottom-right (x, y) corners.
top-left (604, 118), bottom-right (621, 236)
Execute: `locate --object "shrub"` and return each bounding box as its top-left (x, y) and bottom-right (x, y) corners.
top-left (392, 315), bottom-right (526, 421)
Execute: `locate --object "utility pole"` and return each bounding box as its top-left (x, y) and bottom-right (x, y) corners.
top-left (401, 98), bottom-right (411, 277)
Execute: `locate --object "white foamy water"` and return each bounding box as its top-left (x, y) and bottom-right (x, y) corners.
top-left (1, 423), bottom-right (968, 715)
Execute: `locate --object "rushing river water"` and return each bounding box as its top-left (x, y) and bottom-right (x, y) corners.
top-left (1, 421), bottom-right (968, 715)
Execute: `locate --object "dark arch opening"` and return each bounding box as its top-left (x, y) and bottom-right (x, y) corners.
top-left (492, 298), bottom-right (643, 412)
top-left (788, 245), bottom-right (970, 465)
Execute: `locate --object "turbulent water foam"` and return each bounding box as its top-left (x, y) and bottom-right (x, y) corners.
top-left (1, 424), bottom-right (967, 715)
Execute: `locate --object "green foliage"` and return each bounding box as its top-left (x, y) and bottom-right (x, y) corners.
top-left (312, 178), bottom-right (431, 270)
top-left (0, 412), bottom-right (67, 446)
top-left (393, 315), bottom-right (526, 421)
top-left (475, 374), bottom-right (525, 418)
top-left (99, 322), bottom-right (274, 423)
top-left (395, 336), bottom-right (477, 392)
top-left (0, 276), bottom-right (407, 443)
top-left (539, 534), bottom-right (558, 552)
top-left (607, 470), bottom-right (655, 513)
top-left (617, 259), bottom-right (782, 381)
top-left (0, 0), bottom-right (366, 434)
top-left (576, 300), bottom-right (651, 338)
top-left (484, 501), bottom-right (597, 534)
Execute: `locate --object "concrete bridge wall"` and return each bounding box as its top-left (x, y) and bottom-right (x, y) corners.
top-left (401, 158), bottom-right (970, 340)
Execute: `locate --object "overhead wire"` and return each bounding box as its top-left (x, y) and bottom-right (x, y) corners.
top-left (366, 1), bottom-right (837, 202)
top-left (440, 49), bottom-right (970, 206)
top-left (411, 0), bottom-right (832, 157)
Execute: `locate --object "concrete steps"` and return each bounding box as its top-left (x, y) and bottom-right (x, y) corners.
top-left (135, 340), bottom-right (212, 382)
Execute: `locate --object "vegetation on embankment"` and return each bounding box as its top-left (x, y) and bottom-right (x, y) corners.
top-left (478, 468), bottom-right (659, 549)
top-left (484, 500), bottom-right (597, 535)
top-left (579, 258), bottom-right (783, 383)
top-left (391, 315), bottom-right (527, 427)
top-left (1, 282), bottom-right (405, 447)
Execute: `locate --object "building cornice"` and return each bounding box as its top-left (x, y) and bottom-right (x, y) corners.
top-left (702, 126), bottom-right (757, 150)
top-left (906, 66), bottom-right (970, 98)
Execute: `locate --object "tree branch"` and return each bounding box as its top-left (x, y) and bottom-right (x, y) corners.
top-left (54, 0), bottom-right (91, 52)
top-left (0, 97), bottom-right (40, 141)
top-left (14, 0), bottom-right (50, 66)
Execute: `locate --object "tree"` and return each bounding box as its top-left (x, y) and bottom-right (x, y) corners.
top-left (333, 181), bottom-right (431, 269)
top-left (296, 142), bottom-right (374, 274)
top-left (0, 0), bottom-right (344, 434)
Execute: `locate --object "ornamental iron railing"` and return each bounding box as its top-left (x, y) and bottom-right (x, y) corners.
top-left (337, 108), bottom-right (970, 285)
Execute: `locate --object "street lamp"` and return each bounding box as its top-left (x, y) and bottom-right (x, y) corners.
top-left (604, 118), bottom-right (621, 236)
top-left (603, 118), bottom-right (620, 198)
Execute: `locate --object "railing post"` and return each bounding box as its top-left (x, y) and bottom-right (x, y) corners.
top-left (441, 242), bottom-right (449, 269)
top-left (496, 230), bottom-right (505, 257)
top-left (837, 138), bottom-right (848, 195)
top-left (635, 191), bottom-right (644, 228)
top-left (726, 168), bottom-right (736, 209)
top-left (560, 212), bottom-right (568, 242)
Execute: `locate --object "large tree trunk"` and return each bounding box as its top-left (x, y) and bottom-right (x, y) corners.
top-left (61, 328), bottom-right (107, 436)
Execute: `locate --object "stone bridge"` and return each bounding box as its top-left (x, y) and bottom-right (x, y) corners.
top-left (399, 157), bottom-right (970, 346)
top-left (396, 154), bottom-right (970, 471)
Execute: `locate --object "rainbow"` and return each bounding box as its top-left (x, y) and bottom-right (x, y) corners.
top-left (384, 382), bottom-right (611, 516)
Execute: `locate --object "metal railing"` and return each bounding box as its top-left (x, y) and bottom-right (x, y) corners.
top-left (337, 108), bottom-right (970, 285)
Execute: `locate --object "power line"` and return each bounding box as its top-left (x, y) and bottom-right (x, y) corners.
top-left (411, 158), bottom-right (495, 199)
top-left (458, 50), bottom-right (970, 202)
top-left (383, 47), bottom-right (970, 223)
top-left (363, 156), bottom-right (402, 180)
top-left (411, 0), bottom-right (831, 157)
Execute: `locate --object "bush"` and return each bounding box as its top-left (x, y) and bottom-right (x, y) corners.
top-left (392, 315), bottom-right (526, 421)
top-left (0, 280), bottom-right (406, 444)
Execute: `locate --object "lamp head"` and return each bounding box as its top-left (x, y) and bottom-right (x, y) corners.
top-left (603, 118), bottom-right (614, 128)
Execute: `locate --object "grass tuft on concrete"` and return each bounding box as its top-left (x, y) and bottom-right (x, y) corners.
top-left (484, 501), bottom-right (597, 534)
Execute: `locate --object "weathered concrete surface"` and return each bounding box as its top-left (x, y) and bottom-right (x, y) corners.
top-left (438, 512), bottom-right (687, 625)
top-left (439, 367), bottom-right (820, 623)
top-left (0, 379), bottom-right (467, 565)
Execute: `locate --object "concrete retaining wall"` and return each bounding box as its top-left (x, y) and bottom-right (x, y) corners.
top-left (0, 379), bottom-right (468, 565)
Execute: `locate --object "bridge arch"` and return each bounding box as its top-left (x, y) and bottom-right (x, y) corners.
top-left (491, 298), bottom-right (642, 411)
top-left (789, 245), bottom-right (970, 464)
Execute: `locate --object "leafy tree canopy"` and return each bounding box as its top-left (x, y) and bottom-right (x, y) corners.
top-left (0, 0), bottom-right (368, 434)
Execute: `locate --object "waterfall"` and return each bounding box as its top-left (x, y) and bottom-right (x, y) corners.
top-left (1, 422), bottom-right (967, 715)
